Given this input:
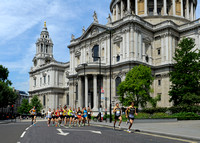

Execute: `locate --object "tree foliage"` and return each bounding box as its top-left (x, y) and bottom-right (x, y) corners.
top-left (0, 65), bottom-right (18, 109)
top-left (30, 95), bottom-right (43, 113)
top-left (18, 99), bottom-right (31, 114)
top-left (169, 38), bottom-right (200, 106)
top-left (117, 65), bottom-right (155, 107)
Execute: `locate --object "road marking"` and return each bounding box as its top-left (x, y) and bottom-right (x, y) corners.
top-left (59, 128), bottom-right (102, 134)
top-left (57, 129), bottom-right (69, 136)
top-left (25, 127), bottom-right (29, 130)
top-left (133, 132), bottom-right (197, 143)
top-left (20, 131), bottom-right (26, 138)
top-left (91, 131), bottom-right (102, 134)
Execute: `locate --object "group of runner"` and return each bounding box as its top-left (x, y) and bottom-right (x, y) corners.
top-left (29, 101), bottom-right (137, 133)
top-left (46, 106), bottom-right (92, 127)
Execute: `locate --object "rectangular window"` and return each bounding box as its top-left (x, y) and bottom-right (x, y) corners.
top-left (158, 49), bottom-right (161, 55)
top-left (76, 84), bottom-right (78, 100)
top-left (48, 75), bottom-right (50, 85)
top-left (158, 80), bottom-right (161, 86)
top-left (34, 79), bottom-right (36, 86)
top-left (67, 94), bottom-right (69, 105)
top-left (43, 95), bottom-right (46, 106)
top-left (40, 78), bottom-right (42, 86)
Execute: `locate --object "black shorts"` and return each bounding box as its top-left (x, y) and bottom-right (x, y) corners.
top-left (30, 115), bottom-right (35, 119)
top-left (52, 116), bottom-right (56, 119)
top-left (59, 115), bottom-right (64, 119)
top-left (68, 115), bottom-right (72, 119)
top-left (128, 117), bottom-right (134, 121)
top-left (88, 115), bottom-right (91, 119)
top-left (115, 115), bottom-right (120, 120)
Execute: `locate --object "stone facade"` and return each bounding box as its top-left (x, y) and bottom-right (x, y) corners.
top-left (29, 0), bottom-right (200, 113)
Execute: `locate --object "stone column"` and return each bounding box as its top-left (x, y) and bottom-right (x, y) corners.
top-left (126, 30), bottom-right (130, 59)
top-left (164, 0), bottom-right (167, 15)
top-left (161, 35), bottom-right (165, 63)
top-left (154, 0), bottom-right (157, 15)
top-left (135, 0), bottom-right (138, 15)
top-left (116, 3), bottom-right (119, 21)
top-left (172, 0), bottom-right (175, 16)
top-left (85, 75), bottom-right (88, 108)
top-left (165, 35), bottom-right (169, 62)
top-left (134, 30), bottom-right (138, 60)
top-left (78, 77), bottom-right (82, 108)
top-left (149, 44), bottom-right (152, 65)
top-left (93, 75), bottom-right (98, 110)
top-left (194, 5), bottom-right (196, 20)
top-left (138, 33), bottom-right (142, 60)
top-left (181, 0), bottom-right (183, 17)
top-left (130, 27), bottom-right (134, 60)
top-left (169, 35), bottom-right (173, 63)
top-left (142, 43), bottom-right (145, 62)
top-left (144, 0), bottom-right (147, 15)
top-left (121, 0), bottom-right (124, 18)
top-left (123, 32), bottom-right (126, 60)
top-left (127, 0), bottom-right (131, 14)
top-left (190, 2), bottom-right (194, 21)
top-left (186, 0), bottom-right (189, 19)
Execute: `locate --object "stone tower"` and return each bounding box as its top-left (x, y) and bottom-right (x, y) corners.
top-left (33, 22), bottom-right (54, 67)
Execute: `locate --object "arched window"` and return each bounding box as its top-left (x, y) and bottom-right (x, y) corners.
top-left (92, 45), bottom-right (99, 61)
top-left (115, 77), bottom-right (121, 96)
top-left (116, 55), bottom-right (120, 62)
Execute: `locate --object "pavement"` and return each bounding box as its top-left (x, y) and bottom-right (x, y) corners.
top-left (90, 120), bottom-right (200, 141)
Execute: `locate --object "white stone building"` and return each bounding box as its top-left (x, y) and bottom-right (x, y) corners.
top-left (29, 0), bottom-right (199, 113)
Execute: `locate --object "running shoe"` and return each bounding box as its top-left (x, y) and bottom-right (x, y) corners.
top-left (113, 126), bottom-right (115, 130)
top-left (118, 126), bottom-right (121, 129)
top-left (127, 129), bottom-right (131, 133)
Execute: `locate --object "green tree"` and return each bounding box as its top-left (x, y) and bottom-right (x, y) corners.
top-left (117, 65), bottom-right (154, 107)
top-left (0, 65), bottom-right (18, 110)
top-left (30, 95), bottom-right (43, 113)
top-left (169, 38), bottom-right (200, 106)
top-left (18, 99), bottom-right (31, 114)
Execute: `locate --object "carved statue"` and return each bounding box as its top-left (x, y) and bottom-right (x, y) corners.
top-left (93, 11), bottom-right (98, 23)
top-left (107, 14), bottom-right (112, 24)
top-left (71, 34), bottom-right (75, 40)
top-left (82, 26), bottom-right (85, 34)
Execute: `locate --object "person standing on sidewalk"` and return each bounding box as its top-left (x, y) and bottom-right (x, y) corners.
top-left (113, 103), bottom-right (122, 130)
top-left (125, 102), bottom-right (138, 133)
top-left (29, 106), bottom-right (37, 126)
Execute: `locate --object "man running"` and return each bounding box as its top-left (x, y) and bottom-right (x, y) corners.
top-left (55, 107), bottom-right (60, 127)
top-left (87, 106), bottom-right (92, 126)
top-left (63, 106), bottom-right (67, 126)
top-left (113, 103), bottom-right (122, 129)
top-left (125, 102), bottom-right (138, 133)
top-left (47, 108), bottom-right (52, 127)
top-left (72, 108), bottom-right (78, 126)
top-left (29, 106), bottom-right (36, 126)
top-left (82, 107), bottom-right (87, 126)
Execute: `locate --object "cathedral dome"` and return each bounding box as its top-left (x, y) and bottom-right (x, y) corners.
top-left (110, 0), bottom-right (197, 25)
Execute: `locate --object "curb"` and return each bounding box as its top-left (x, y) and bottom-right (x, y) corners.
top-left (91, 122), bottom-right (200, 141)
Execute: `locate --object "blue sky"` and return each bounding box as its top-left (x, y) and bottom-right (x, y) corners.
top-left (0, 0), bottom-right (199, 93)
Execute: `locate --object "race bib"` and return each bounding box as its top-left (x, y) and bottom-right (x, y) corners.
top-left (60, 112), bottom-right (63, 115)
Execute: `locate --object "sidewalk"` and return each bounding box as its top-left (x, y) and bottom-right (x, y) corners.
top-left (91, 120), bottom-right (200, 141)
top-left (0, 119), bottom-right (16, 124)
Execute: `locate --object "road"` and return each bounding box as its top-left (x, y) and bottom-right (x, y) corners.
top-left (0, 121), bottom-right (198, 143)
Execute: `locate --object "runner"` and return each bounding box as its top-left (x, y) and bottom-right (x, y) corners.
top-left (87, 106), bottom-right (92, 126)
top-left (125, 102), bottom-right (138, 133)
top-left (55, 107), bottom-right (60, 127)
top-left (72, 108), bottom-right (78, 126)
top-left (67, 107), bottom-right (73, 127)
top-left (113, 103), bottom-right (122, 130)
top-left (29, 106), bottom-right (36, 126)
top-left (46, 108), bottom-right (52, 127)
top-left (52, 109), bottom-right (56, 127)
top-left (63, 106), bottom-right (67, 126)
top-left (82, 107), bottom-right (87, 126)
top-left (77, 107), bottom-right (82, 127)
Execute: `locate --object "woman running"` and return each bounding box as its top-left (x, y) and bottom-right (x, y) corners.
top-left (77, 107), bottom-right (82, 127)
top-left (87, 106), bottom-right (92, 126)
top-left (47, 108), bottom-right (52, 127)
top-left (29, 106), bottom-right (36, 126)
top-left (55, 107), bottom-right (60, 127)
top-left (67, 107), bottom-right (73, 128)
top-left (63, 106), bottom-right (67, 126)
top-left (52, 109), bottom-right (56, 127)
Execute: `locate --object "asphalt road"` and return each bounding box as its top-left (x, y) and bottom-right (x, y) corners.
top-left (0, 121), bottom-right (198, 143)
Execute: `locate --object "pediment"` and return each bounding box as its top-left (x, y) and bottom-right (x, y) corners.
top-left (80, 23), bottom-right (108, 41)
top-left (113, 35), bottom-right (122, 43)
